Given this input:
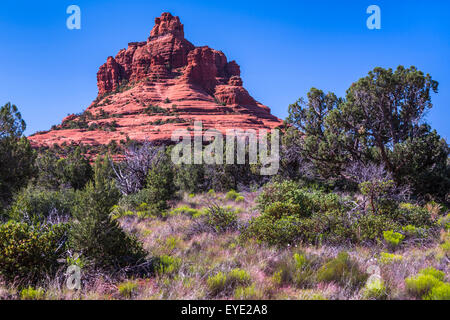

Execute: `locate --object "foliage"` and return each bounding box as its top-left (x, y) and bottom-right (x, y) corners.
top-left (419, 267), bottom-right (445, 282)
top-left (205, 205), bottom-right (238, 232)
top-left (225, 190), bottom-right (243, 202)
top-left (271, 252), bottom-right (320, 288)
top-left (153, 255), bottom-right (181, 276)
top-left (207, 268), bottom-right (251, 296)
top-left (69, 157), bottom-right (146, 269)
top-left (257, 180), bottom-right (345, 216)
top-left (118, 281), bottom-right (138, 298)
top-left (379, 252), bottom-right (403, 265)
top-left (145, 151), bottom-right (177, 212)
top-left (0, 103), bottom-right (36, 206)
top-left (394, 203), bottom-right (433, 228)
top-left (20, 286), bottom-right (45, 300)
top-left (383, 230), bottom-right (405, 250)
top-left (316, 252), bottom-right (368, 289)
top-left (8, 185), bottom-right (76, 223)
top-left (405, 273), bottom-right (443, 298)
top-left (174, 164), bottom-right (206, 193)
top-left (287, 66), bottom-right (449, 201)
top-left (361, 278), bottom-right (387, 300)
top-left (234, 284), bottom-right (262, 300)
top-left (0, 221), bottom-right (68, 283)
top-left (35, 147), bottom-right (92, 190)
top-left (169, 205), bottom-right (203, 218)
top-left (438, 214), bottom-right (450, 231)
top-left (359, 179), bottom-right (395, 214)
top-left (424, 282), bottom-right (450, 300)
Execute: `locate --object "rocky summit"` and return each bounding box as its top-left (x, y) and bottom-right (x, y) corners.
top-left (29, 12), bottom-right (283, 148)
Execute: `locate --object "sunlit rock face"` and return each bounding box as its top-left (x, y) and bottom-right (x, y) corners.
top-left (29, 12), bottom-right (283, 149)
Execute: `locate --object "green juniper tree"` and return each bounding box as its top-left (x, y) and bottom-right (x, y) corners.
top-left (69, 156), bottom-right (146, 269)
top-left (288, 66), bottom-right (449, 201)
top-left (0, 103), bottom-right (36, 209)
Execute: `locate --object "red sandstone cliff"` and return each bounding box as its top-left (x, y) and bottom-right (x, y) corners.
top-left (29, 12), bottom-right (283, 148)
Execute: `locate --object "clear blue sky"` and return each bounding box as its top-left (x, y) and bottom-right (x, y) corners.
top-left (1, 0), bottom-right (449, 140)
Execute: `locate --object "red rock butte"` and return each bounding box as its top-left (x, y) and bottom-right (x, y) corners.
top-left (29, 12), bottom-right (283, 148)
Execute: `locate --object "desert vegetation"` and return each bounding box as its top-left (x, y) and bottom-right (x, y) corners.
top-left (0, 66), bottom-right (448, 300)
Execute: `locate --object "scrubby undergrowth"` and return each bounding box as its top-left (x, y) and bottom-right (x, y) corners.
top-left (1, 189), bottom-right (448, 300)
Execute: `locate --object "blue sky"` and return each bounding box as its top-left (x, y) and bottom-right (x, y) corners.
top-left (1, 0), bottom-right (449, 140)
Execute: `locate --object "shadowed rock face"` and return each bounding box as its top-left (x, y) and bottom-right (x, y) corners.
top-left (29, 12), bottom-right (283, 148)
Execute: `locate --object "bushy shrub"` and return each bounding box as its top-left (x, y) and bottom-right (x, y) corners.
top-left (207, 268), bottom-right (251, 296)
top-left (383, 230), bottom-right (405, 250)
top-left (424, 282), bottom-right (450, 300)
top-left (352, 213), bottom-right (400, 242)
top-left (405, 273), bottom-right (443, 298)
top-left (419, 267), bottom-right (445, 281)
top-left (257, 181), bottom-right (345, 215)
top-left (394, 203), bottom-right (433, 227)
top-left (0, 221), bottom-right (67, 283)
top-left (8, 185), bottom-right (76, 223)
top-left (205, 205), bottom-right (238, 232)
top-left (316, 252), bottom-right (368, 289)
top-left (243, 214), bottom-right (302, 246)
top-left (35, 147), bottom-right (92, 190)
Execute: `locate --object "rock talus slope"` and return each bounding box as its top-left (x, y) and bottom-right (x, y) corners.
top-left (29, 12), bottom-right (283, 148)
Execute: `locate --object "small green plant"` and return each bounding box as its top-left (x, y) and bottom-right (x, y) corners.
top-left (227, 268), bottom-right (252, 286)
top-left (154, 255), bottom-right (181, 276)
top-left (234, 284), bottom-right (262, 300)
top-left (383, 230), bottom-right (405, 250)
top-left (225, 190), bottom-right (244, 202)
top-left (207, 268), bottom-right (251, 296)
top-left (362, 278), bottom-right (387, 300)
top-left (316, 252), bottom-right (368, 289)
top-left (20, 286), bottom-right (45, 300)
top-left (379, 252), bottom-right (403, 265)
top-left (169, 205), bottom-right (203, 217)
top-left (270, 252), bottom-right (320, 288)
top-left (118, 281), bottom-right (138, 298)
top-left (207, 272), bottom-right (227, 296)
